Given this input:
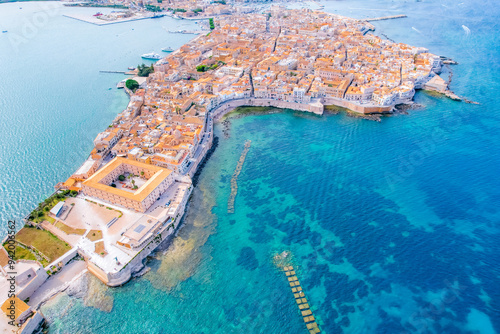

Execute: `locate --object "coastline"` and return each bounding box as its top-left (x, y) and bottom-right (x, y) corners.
top-left (0, 84), bottom-right (427, 329)
top-left (2, 5), bottom-right (475, 332)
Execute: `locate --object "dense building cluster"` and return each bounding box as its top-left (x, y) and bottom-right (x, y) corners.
top-left (60, 7), bottom-right (443, 195)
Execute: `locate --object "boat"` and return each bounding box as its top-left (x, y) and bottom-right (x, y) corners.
top-left (161, 47), bottom-right (174, 52)
top-left (128, 66), bottom-right (136, 70)
top-left (93, 12), bottom-right (103, 17)
top-left (117, 80), bottom-right (126, 89)
top-left (141, 52), bottom-right (161, 60)
top-left (2, 31), bottom-right (7, 33)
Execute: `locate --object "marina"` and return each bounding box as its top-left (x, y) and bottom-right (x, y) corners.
top-left (167, 29), bottom-right (209, 34)
top-left (62, 13), bottom-right (153, 26)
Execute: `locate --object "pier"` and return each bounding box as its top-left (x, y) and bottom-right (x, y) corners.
top-left (283, 265), bottom-right (321, 333)
top-left (365, 14), bottom-right (407, 21)
top-left (227, 140), bottom-right (251, 213)
top-left (100, 70), bottom-right (126, 74)
top-left (168, 29), bottom-right (209, 34)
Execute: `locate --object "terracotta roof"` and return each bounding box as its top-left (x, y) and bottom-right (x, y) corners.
top-left (0, 247), bottom-right (9, 268)
top-left (1, 297), bottom-right (29, 320)
top-left (83, 157), bottom-right (172, 202)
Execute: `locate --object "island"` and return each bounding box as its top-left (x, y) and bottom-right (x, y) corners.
top-left (1, 5), bottom-right (458, 333)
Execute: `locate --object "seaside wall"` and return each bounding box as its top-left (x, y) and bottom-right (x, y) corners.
top-left (20, 311), bottom-right (44, 334)
top-left (211, 98), bottom-right (324, 121)
top-left (323, 97), bottom-right (393, 114)
top-left (106, 219), bottom-right (176, 286)
top-left (87, 261), bottom-right (109, 284)
top-left (102, 186), bottom-right (193, 286)
top-left (187, 132), bottom-right (213, 179)
top-left (210, 96), bottom-right (396, 120)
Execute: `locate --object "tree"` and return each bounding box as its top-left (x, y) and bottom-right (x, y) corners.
top-left (126, 79), bottom-right (139, 91)
top-left (145, 4), bottom-right (162, 12)
top-left (137, 63), bottom-right (154, 77)
top-left (196, 65), bottom-right (207, 72)
top-left (118, 175), bottom-right (126, 181)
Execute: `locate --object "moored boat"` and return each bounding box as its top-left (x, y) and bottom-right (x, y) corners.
top-left (141, 52), bottom-right (161, 60)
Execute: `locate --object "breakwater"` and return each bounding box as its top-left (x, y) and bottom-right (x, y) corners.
top-left (365, 14), bottom-right (407, 21)
top-left (283, 265), bottom-right (321, 333)
top-left (227, 140), bottom-right (251, 214)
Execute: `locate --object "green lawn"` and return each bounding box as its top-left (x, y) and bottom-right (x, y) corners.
top-left (30, 209), bottom-right (56, 224)
top-left (55, 221), bottom-right (86, 235)
top-left (15, 227), bottom-right (71, 263)
top-left (13, 246), bottom-right (36, 261)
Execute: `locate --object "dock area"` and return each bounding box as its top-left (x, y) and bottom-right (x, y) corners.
top-left (100, 70), bottom-right (137, 75)
top-left (227, 140), bottom-right (251, 213)
top-left (365, 14), bottom-right (407, 21)
top-left (283, 265), bottom-right (321, 334)
top-left (167, 29), bottom-right (210, 34)
top-left (63, 13), bottom-right (152, 26)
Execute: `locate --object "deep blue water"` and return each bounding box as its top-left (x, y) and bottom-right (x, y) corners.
top-left (1, 0), bottom-right (499, 333)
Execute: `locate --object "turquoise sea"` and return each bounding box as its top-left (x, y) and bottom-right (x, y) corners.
top-left (1, 1), bottom-right (499, 333)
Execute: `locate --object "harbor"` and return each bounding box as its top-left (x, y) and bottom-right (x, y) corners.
top-left (167, 29), bottom-right (210, 34)
top-left (63, 12), bottom-right (155, 26)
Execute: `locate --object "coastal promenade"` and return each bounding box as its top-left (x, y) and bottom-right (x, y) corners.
top-left (212, 98), bottom-right (324, 122)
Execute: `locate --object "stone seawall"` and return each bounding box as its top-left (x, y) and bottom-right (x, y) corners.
top-left (212, 98), bottom-right (324, 121)
top-left (210, 97), bottom-right (395, 120)
top-left (91, 186), bottom-right (193, 287)
top-left (105, 223), bottom-right (175, 286)
top-left (323, 97), bottom-right (393, 114)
